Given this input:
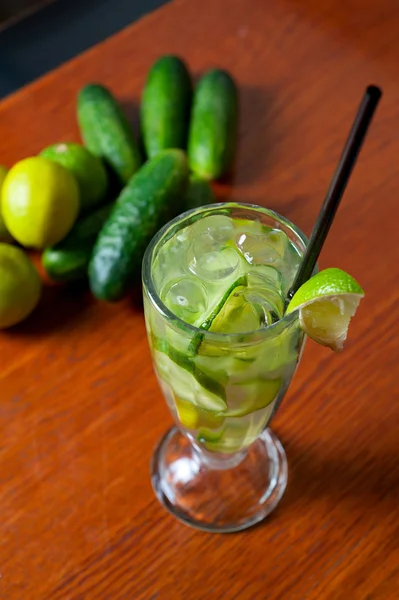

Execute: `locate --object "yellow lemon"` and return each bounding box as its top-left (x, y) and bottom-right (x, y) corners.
top-left (1, 157), bottom-right (79, 249)
top-left (0, 165), bottom-right (13, 242)
top-left (0, 243), bottom-right (42, 329)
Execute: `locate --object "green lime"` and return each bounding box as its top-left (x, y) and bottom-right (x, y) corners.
top-left (40, 143), bottom-right (108, 211)
top-left (0, 165), bottom-right (13, 242)
top-left (1, 157), bottom-right (79, 249)
top-left (286, 267), bottom-right (364, 351)
top-left (0, 243), bottom-right (42, 328)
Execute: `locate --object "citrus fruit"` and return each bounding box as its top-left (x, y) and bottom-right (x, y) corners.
top-left (40, 143), bottom-right (108, 211)
top-left (0, 165), bottom-right (13, 242)
top-left (286, 268), bottom-right (364, 351)
top-left (0, 243), bottom-right (42, 329)
top-left (1, 157), bottom-right (79, 249)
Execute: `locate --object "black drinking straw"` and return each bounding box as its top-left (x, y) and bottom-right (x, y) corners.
top-left (287, 85), bottom-right (382, 300)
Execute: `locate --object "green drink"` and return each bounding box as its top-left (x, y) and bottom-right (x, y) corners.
top-left (143, 203), bottom-right (307, 532)
top-left (142, 85), bottom-right (373, 532)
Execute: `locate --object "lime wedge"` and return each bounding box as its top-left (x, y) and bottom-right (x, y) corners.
top-left (286, 268), bottom-right (364, 351)
top-left (174, 396), bottom-right (225, 429)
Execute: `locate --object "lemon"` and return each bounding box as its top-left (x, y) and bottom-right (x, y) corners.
top-left (286, 268), bottom-right (364, 351)
top-left (0, 243), bottom-right (42, 329)
top-left (1, 157), bottom-right (79, 249)
top-left (40, 143), bottom-right (108, 211)
top-left (0, 165), bottom-right (13, 242)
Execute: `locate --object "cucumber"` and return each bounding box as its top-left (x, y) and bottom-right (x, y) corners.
top-left (77, 84), bottom-right (142, 185)
top-left (40, 143), bottom-right (108, 212)
top-left (89, 149), bottom-right (189, 301)
top-left (152, 337), bottom-right (226, 406)
top-left (198, 421), bottom-right (252, 453)
top-left (188, 276), bottom-right (247, 355)
top-left (225, 379), bottom-right (281, 417)
top-left (184, 174), bottom-right (215, 210)
top-left (188, 69), bottom-right (238, 180)
top-left (154, 350), bottom-right (226, 412)
top-left (42, 204), bottom-right (113, 282)
top-left (141, 55), bottom-right (192, 158)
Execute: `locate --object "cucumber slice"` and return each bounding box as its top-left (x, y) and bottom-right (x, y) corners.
top-left (198, 420), bottom-right (249, 453)
top-left (198, 427), bottom-right (224, 444)
top-left (188, 275), bottom-right (247, 355)
top-left (209, 285), bottom-right (259, 334)
top-left (153, 346), bottom-right (227, 411)
top-left (153, 336), bottom-right (225, 400)
top-left (225, 378), bottom-right (281, 417)
top-left (198, 403), bottom-right (275, 453)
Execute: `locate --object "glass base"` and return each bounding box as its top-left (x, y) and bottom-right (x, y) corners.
top-left (151, 426), bottom-right (288, 533)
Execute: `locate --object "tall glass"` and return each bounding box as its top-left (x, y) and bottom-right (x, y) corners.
top-left (142, 203), bottom-right (308, 532)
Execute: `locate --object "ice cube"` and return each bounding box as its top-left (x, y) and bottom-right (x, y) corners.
top-left (189, 246), bottom-right (240, 282)
top-left (243, 289), bottom-right (282, 324)
top-left (247, 265), bottom-right (283, 291)
top-left (161, 277), bottom-right (208, 324)
top-left (188, 215), bottom-right (239, 281)
top-left (247, 267), bottom-right (285, 319)
top-left (233, 218), bottom-right (263, 238)
top-left (153, 228), bottom-right (191, 290)
top-left (188, 214), bottom-right (241, 279)
top-left (236, 228), bottom-right (288, 266)
top-left (278, 244), bottom-right (302, 294)
top-left (190, 215), bottom-right (234, 246)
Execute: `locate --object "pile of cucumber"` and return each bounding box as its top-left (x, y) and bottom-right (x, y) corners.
top-left (42, 56), bottom-right (238, 301)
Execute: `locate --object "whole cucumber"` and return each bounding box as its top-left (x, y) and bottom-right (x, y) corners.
top-left (188, 69), bottom-right (238, 180)
top-left (89, 149), bottom-right (189, 301)
top-left (184, 174), bottom-right (215, 210)
top-left (42, 204), bottom-right (113, 282)
top-left (77, 84), bottom-right (142, 185)
top-left (140, 55), bottom-right (192, 158)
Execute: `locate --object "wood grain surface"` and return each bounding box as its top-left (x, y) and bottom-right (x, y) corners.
top-left (1, 0), bottom-right (398, 598)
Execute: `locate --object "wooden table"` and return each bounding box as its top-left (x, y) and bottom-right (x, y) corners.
top-left (1, 0), bottom-right (398, 597)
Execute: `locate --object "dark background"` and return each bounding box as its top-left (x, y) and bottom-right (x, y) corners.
top-left (0, 0), bottom-right (169, 98)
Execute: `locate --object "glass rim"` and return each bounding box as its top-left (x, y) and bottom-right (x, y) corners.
top-left (142, 202), bottom-right (308, 341)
